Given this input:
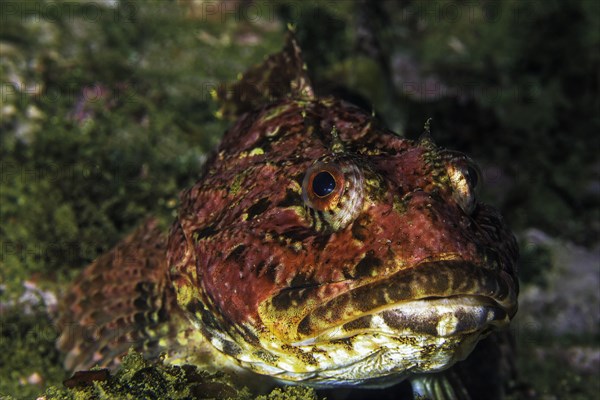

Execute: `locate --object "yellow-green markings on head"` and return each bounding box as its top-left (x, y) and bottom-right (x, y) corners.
top-left (229, 173), bottom-right (246, 197)
top-left (249, 147), bottom-right (264, 156)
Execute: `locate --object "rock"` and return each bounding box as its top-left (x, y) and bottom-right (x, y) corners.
top-left (516, 228), bottom-right (600, 337)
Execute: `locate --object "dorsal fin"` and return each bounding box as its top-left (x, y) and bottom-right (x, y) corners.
top-left (216, 28), bottom-right (314, 119)
top-left (56, 218), bottom-right (180, 372)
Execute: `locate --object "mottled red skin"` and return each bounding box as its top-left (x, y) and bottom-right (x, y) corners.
top-left (168, 97), bottom-right (518, 343)
top-left (57, 38), bottom-right (518, 394)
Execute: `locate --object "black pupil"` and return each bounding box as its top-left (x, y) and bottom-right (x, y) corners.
top-left (312, 171), bottom-right (336, 197)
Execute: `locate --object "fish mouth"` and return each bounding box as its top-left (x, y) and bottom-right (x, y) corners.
top-left (260, 260), bottom-right (517, 343)
top-left (293, 295), bottom-right (509, 346)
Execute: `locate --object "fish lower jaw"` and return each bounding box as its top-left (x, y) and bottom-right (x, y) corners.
top-left (176, 296), bottom-right (508, 388)
top-left (240, 296), bottom-right (505, 386)
top-left (228, 297), bottom-right (505, 387)
top-left (245, 328), bottom-right (485, 388)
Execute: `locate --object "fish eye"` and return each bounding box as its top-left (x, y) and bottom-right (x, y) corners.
top-left (312, 171), bottom-right (336, 198)
top-left (447, 158), bottom-right (481, 215)
top-left (302, 159), bottom-right (365, 231)
top-left (465, 164), bottom-right (480, 191)
top-left (302, 162), bottom-right (346, 212)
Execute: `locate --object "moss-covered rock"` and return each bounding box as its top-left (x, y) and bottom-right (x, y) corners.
top-left (41, 350), bottom-right (319, 400)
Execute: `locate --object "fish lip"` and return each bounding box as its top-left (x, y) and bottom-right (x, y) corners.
top-left (292, 294), bottom-right (509, 346)
top-left (290, 260), bottom-right (518, 339)
top-left (376, 294), bottom-right (511, 336)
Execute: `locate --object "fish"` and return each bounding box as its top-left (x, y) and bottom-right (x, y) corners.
top-left (57, 33), bottom-right (518, 399)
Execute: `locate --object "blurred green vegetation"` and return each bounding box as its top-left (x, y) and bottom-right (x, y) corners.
top-left (1, 0), bottom-right (598, 398)
top-left (1, 0), bottom-right (283, 296)
top-left (0, 305), bottom-right (64, 399)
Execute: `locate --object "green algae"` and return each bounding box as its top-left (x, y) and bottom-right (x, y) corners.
top-left (256, 387), bottom-right (319, 400)
top-left (41, 350), bottom-right (320, 400)
top-left (43, 351), bottom-right (246, 400)
top-left (0, 306), bottom-right (64, 399)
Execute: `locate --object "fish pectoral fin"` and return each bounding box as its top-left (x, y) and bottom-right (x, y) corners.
top-left (56, 218), bottom-right (179, 372)
top-left (410, 371), bottom-right (471, 400)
